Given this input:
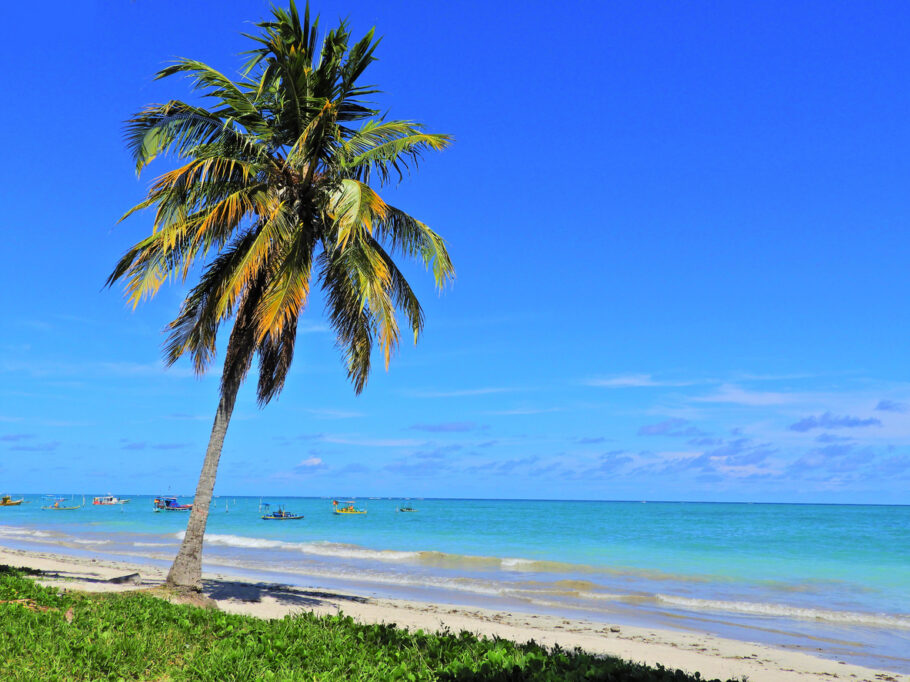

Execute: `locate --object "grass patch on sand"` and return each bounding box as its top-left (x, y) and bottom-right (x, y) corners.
top-left (0, 566), bottom-right (734, 681)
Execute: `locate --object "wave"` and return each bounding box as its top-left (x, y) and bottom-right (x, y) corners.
top-left (178, 532), bottom-right (422, 562)
top-left (200, 556), bottom-right (509, 597)
top-left (656, 594), bottom-right (910, 629)
top-left (174, 532), bottom-right (797, 587)
top-left (0, 525), bottom-right (113, 548)
top-left (501, 557), bottom-right (540, 569)
top-left (180, 532), bottom-right (600, 574)
top-left (0, 527), bottom-right (53, 539)
top-left (132, 541), bottom-right (176, 547)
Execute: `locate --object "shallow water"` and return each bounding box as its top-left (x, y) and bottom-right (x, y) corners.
top-left (1, 497), bottom-right (907, 672)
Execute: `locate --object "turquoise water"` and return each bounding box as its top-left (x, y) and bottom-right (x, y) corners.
top-left (1, 497), bottom-right (908, 671)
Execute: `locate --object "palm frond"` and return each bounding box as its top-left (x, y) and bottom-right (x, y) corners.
top-left (373, 205), bottom-right (455, 289)
top-left (162, 229), bottom-right (259, 372)
top-left (256, 322), bottom-right (297, 405)
top-left (284, 99), bottom-right (337, 174)
top-left (366, 235), bottom-right (424, 343)
top-left (125, 101), bottom-right (260, 175)
top-left (317, 250), bottom-right (373, 393)
top-left (156, 59), bottom-right (268, 133)
top-left (326, 178), bottom-right (389, 250)
top-left (112, 179), bottom-right (270, 307)
top-left (340, 120), bottom-right (452, 185)
top-left (213, 198), bottom-right (294, 320)
top-left (254, 224), bottom-right (317, 341)
top-left (220, 273), bottom-right (266, 395)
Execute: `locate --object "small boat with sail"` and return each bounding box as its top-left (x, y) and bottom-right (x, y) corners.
top-left (260, 503), bottom-right (304, 520)
top-left (153, 496), bottom-right (193, 511)
top-left (332, 500), bottom-right (366, 515)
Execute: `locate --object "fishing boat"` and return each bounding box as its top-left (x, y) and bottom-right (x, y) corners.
top-left (0, 495), bottom-right (24, 506)
top-left (332, 500), bottom-right (366, 515)
top-left (397, 505), bottom-right (418, 512)
top-left (93, 494), bottom-right (130, 505)
top-left (260, 503), bottom-right (304, 520)
top-left (42, 496), bottom-right (84, 510)
top-left (153, 496), bottom-right (193, 511)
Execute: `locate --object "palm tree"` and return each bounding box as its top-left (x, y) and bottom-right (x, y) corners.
top-left (107, 1), bottom-right (454, 590)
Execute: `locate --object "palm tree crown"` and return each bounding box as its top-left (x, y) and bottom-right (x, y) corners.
top-left (110, 0), bottom-right (453, 399)
top-left (107, 1), bottom-right (454, 589)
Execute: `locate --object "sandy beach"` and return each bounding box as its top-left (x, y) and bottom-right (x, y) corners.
top-left (1, 547), bottom-right (905, 682)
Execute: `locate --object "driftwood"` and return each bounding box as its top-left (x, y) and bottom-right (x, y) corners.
top-left (107, 572), bottom-right (141, 585)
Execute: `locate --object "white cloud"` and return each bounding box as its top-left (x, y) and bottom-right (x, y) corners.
top-left (485, 407), bottom-right (562, 415)
top-left (407, 387), bottom-right (518, 398)
top-left (321, 435), bottom-right (425, 447)
top-left (1, 359), bottom-right (196, 379)
top-left (729, 372), bottom-right (817, 382)
top-left (584, 374), bottom-right (698, 388)
top-left (298, 457), bottom-right (324, 467)
top-left (693, 384), bottom-right (794, 406)
top-left (297, 322), bottom-right (330, 334)
top-left (302, 408), bottom-right (364, 419)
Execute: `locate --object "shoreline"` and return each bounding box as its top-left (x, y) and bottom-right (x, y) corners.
top-left (1, 546), bottom-right (906, 682)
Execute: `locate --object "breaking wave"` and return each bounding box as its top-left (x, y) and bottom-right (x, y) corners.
top-left (656, 595), bottom-right (910, 629)
top-left (180, 532), bottom-right (421, 562)
top-left (0, 527), bottom-right (52, 539)
top-left (179, 532), bottom-right (602, 574)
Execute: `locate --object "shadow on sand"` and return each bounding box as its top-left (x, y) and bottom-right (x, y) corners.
top-left (201, 579), bottom-right (369, 609)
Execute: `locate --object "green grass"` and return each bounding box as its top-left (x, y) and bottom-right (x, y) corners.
top-left (0, 566), bottom-right (734, 681)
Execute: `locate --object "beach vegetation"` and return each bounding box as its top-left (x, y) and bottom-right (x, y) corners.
top-left (0, 567), bottom-right (736, 681)
top-left (106, 1), bottom-right (454, 590)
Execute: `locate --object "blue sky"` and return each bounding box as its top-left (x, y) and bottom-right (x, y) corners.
top-left (2, 1), bottom-right (910, 502)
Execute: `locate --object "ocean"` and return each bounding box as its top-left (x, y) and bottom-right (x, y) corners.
top-left (1, 497), bottom-right (907, 672)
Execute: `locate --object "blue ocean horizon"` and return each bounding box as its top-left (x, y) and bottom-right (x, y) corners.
top-left (1, 497), bottom-right (907, 673)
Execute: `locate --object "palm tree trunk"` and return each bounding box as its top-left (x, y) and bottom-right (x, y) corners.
top-left (164, 277), bottom-right (261, 591)
top-left (165, 377), bottom-right (240, 590)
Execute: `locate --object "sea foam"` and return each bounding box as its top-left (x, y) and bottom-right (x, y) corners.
top-left (656, 594), bottom-right (910, 629)
top-left (184, 532), bottom-right (594, 573)
top-left (0, 527), bottom-right (53, 539)
top-left (178, 531), bottom-right (421, 562)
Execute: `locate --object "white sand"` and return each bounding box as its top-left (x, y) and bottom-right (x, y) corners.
top-left (0, 547), bottom-right (905, 682)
